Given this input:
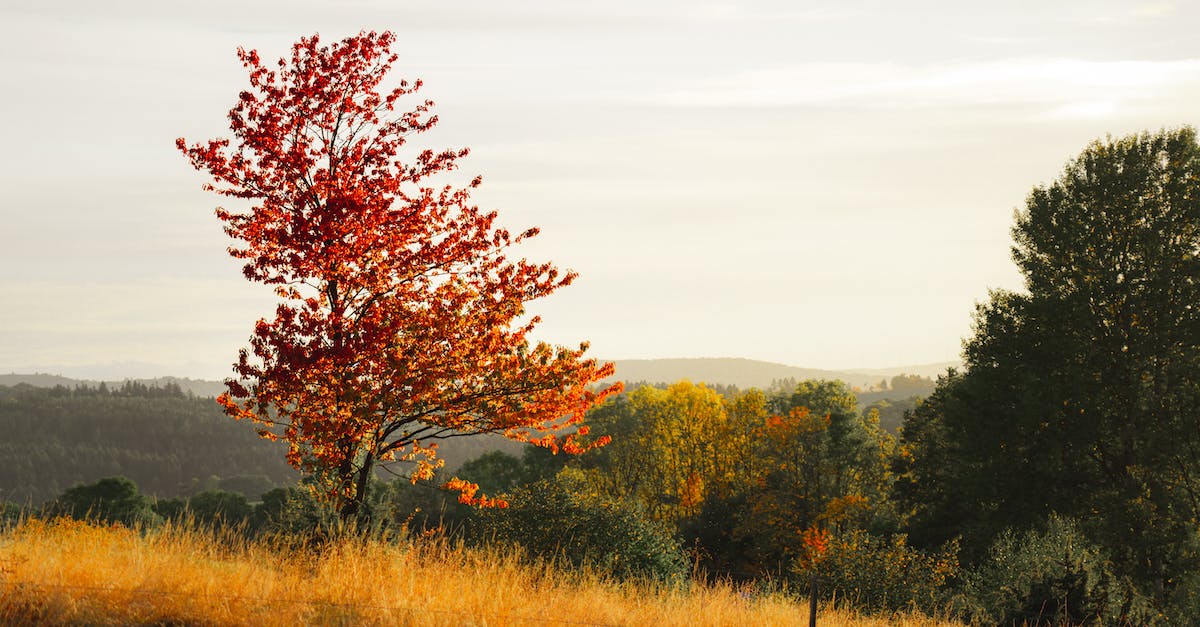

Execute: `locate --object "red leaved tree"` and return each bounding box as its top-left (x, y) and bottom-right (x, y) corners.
top-left (177, 31), bottom-right (618, 521)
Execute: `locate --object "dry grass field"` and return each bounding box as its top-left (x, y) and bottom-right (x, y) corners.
top-left (0, 518), bottom-right (962, 626)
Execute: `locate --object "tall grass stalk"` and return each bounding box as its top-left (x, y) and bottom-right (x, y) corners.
top-left (0, 518), bottom-right (959, 626)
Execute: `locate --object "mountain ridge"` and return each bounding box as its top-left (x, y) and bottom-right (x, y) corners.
top-left (606, 357), bottom-right (957, 389)
top-left (3, 358), bottom-right (959, 397)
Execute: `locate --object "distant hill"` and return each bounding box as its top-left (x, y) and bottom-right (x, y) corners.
top-left (840, 362), bottom-right (961, 380)
top-left (0, 384), bottom-right (299, 505)
top-left (4, 357), bottom-right (960, 403)
top-left (0, 358), bottom-right (955, 497)
top-left (0, 374), bottom-right (226, 398)
top-left (605, 357), bottom-right (958, 391)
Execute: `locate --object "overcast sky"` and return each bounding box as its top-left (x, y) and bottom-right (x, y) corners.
top-left (3, 1), bottom-right (1199, 380)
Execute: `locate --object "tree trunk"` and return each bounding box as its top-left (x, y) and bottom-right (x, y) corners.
top-left (339, 451), bottom-right (376, 527)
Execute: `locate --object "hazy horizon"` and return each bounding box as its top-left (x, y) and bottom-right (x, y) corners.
top-left (4, 1), bottom-right (1198, 380)
top-left (4, 356), bottom-right (961, 383)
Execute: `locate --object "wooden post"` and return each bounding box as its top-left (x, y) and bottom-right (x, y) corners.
top-left (808, 572), bottom-right (818, 627)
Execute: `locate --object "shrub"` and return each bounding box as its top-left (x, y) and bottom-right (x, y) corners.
top-left (186, 490), bottom-right (253, 528)
top-left (792, 529), bottom-right (958, 614)
top-left (456, 451), bottom-right (526, 496)
top-left (1, 501), bottom-right (23, 528)
top-left (153, 497), bottom-right (188, 522)
top-left (473, 469), bottom-right (688, 583)
top-left (679, 492), bottom-right (758, 579)
top-left (250, 485), bottom-right (332, 536)
top-left (49, 476), bottom-right (159, 527)
top-left (957, 515), bottom-right (1155, 625)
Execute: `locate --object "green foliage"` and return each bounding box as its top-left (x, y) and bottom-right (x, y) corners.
top-left (474, 470), bottom-right (688, 583)
top-left (248, 483), bottom-right (344, 538)
top-left (455, 451), bottom-right (525, 497)
top-left (753, 380), bottom-right (895, 546)
top-left (891, 370), bottom-right (1002, 556)
top-left (888, 374), bottom-right (935, 395)
top-left (792, 529), bottom-right (958, 615)
top-left (860, 397), bottom-right (918, 433)
top-left (894, 129), bottom-right (1200, 604)
top-left (518, 443), bottom-right (569, 485)
top-left (155, 490), bottom-right (254, 529)
top-left (371, 475), bottom-right (472, 537)
top-left (216, 475), bottom-right (276, 500)
top-left (51, 476), bottom-right (160, 527)
top-left (679, 492), bottom-right (757, 579)
top-left (1, 501), bottom-right (23, 528)
top-left (957, 515), bottom-right (1155, 626)
top-left (185, 490), bottom-right (254, 527)
top-left (153, 496), bottom-right (188, 522)
top-left (778, 379), bottom-right (858, 417)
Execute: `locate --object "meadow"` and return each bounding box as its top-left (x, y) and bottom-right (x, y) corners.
top-left (0, 517), bottom-right (959, 626)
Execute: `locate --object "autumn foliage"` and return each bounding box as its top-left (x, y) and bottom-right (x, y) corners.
top-left (177, 31), bottom-right (617, 518)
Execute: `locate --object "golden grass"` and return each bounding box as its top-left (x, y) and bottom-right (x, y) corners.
top-left (0, 518), bottom-right (963, 626)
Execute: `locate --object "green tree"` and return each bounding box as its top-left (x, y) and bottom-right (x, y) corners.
top-left (52, 476), bottom-right (159, 527)
top-left (896, 128), bottom-right (1200, 610)
top-left (888, 374), bottom-right (934, 395)
top-left (187, 490), bottom-right (254, 527)
top-left (455, 451), bottom-right (525, 497)
top-left (778, 380), bottom-right (893, 518)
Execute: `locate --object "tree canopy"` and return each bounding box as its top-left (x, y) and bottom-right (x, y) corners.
top-left (895, 128), bottom-right (1200, 605)
top-left (178, 31), bottom-right (618, 520)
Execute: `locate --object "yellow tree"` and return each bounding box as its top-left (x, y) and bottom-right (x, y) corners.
top-left (577, 381), bottom-right (736, 524)
top-left (609, 382), bottom-right (727, 523)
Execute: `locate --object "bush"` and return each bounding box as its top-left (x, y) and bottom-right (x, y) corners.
top-left (50, 476), bottom-right (159, 527)
top-left (186, 490), bottom-right (253, 528)
top-left (473, 470), bottom-right (688, 583)
top-left (957, 515), bottom-right (1155, 625)
top-left (792, 529), bottom-right (958, 614)
top-left (377, 476), bottom-right (472, 537)
top-left (455, 451), bottom-right (526, 496)
top-left (250, 485), bottom-right (333, 536)
top-left (153, 496), bottom-right (188, 522)
top-left (679, 492), bottom-right (758, 579)
top-left (1, 501), bottom-right (24, 528)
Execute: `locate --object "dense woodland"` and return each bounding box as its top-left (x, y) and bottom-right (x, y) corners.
top-left (0, 382), bottom-right (530, 506)
top-left (0, 383), bottom-right (298, 505)
top-left (0, 374), bottom-right (921, 509)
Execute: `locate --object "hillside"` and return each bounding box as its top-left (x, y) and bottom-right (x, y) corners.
top-left (5, 357), bottom-right (958, 398)
top-left (0, 374), bottom-right (227, 398)
top-left (0, 382), bottom-right (524, 505)
top-left (0, 384), bottom-right (299, 505)
top-left (0, 358), bottom-right (947, 504)
top-left (605, 357), bottom-right (956, 391)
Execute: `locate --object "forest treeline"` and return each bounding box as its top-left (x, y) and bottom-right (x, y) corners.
top-left (0, 374), bottom-right (926, 508)
top-left (0, 373), bottom-right (1107, 623)
top-left (0, 382), bottom-right (299, 505)
top-left (0, 376), bottom-right (925, 590)
top-left (0, 382), bottom-right (531, 505)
